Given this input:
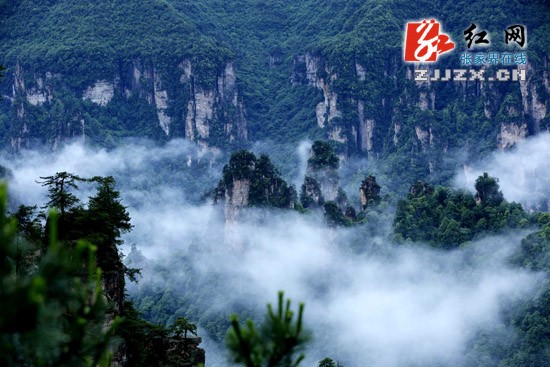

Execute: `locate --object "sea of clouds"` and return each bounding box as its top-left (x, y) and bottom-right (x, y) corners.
top-left (2, 134), bottom-right (548, 366)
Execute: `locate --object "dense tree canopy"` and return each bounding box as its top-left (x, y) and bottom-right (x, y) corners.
top-left (217, 150), bottom-right (297, 209)
top-left (227, 292), bottom-right (310, 367)
top-left (0, 184), bottom-right (117, 367)
top-left (394, 174), bottom-right (531, 248)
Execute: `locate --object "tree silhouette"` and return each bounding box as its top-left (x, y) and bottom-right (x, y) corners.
top-left (0, 183), bottom-right (118, 366)
top-left (474, 172), bottom-right (504, 206)
top-left (172, 317), bottom-right (198, 340)
top-left (38, 172), bottom-right (83, 217)
top-left (227, 291), bottom-right (309, 367)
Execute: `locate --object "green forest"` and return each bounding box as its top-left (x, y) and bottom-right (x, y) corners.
top-left (0, 0), bottom-right (549, 366)
top-left (1, 0), bottom-right (548, 178)
top-left (1, 147), bottom-right (549, 365)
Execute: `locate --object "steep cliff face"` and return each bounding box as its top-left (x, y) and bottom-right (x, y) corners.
top-left (223, 178), bottom-right (251, 225)
top-left (360, 175), bottom-right (381, 210)
top-left (293, 54), bottom-right (348, 149)
top-left (300, 141), bottom-right (346, 209)
top-left (519, 62), bottom-right (549, 133)
top-left (183, 61), bottom-right (247, 147)
top-left (2, 59), bottom-right (247, 150)
top-left (167, 337), bottom-right (205, 367)
top-left (2, 0), bottom-right (548, 190)
top-left (293, 54), bottom-right (342, 131)
top-left (214, 151), bottom-right (296, 248)
top-left (293, 53), bottom-right (549, 163)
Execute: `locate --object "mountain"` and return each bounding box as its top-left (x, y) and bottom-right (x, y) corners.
top-left (1, 1), bottom-right (548, 182)
top-left (0, 0), bottom-right (244, 149)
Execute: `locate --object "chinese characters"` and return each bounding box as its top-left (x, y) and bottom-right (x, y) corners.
top-left (459, 51), bottom-right (527, 66)
top-left (463, 23), bottom-right (527, 48)
top-left (464, 24), bottom-right (489, 48)
top-left (504, 25), bottom-right (526, 47)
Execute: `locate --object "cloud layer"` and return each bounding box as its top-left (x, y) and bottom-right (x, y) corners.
top-left (454, 132), bottom-right (550, 209)
top-left (1, 139), bottom-right (545, 367)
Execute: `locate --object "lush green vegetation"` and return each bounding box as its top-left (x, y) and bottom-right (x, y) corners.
top-left (2, 170), bottom-right (331, 366)
top-left (0, 0), bottom-right (548, 200)
top-left (466, 212), bottom-right (550, 366)
top-left (0, 0), bottom-right (234, 148)
top-left (216, 150), bottom-right (297, 209)
top-left (2, 0), bottom-right (547, 159)
top-left (394, 174), bottom-right (532, 248)
top-left (0, 0), bottom-right (230, 85)
top-left (0, 183), bottom-right (117, 367)
top-left (1, 0), bottom-right (549, 364)
top-left (308, 141), bottom-right (339, 171)
top-left (227, 292), bottom-right (310, 367)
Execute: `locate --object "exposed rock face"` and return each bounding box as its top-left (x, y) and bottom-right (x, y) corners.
top-left (355, 62), bottom-right (366, 81)
top-left (185, 61), bottom-right (246, 144)
top-left (102, 267), bottom-right (126, 315)
top-left (7, 64), bottom-right (79, 150)
top-left (415, 126), bottom-right (434, 151)
top-left (153, 72), bottom-right (171, 135)
top-left (358, 101), bottom-right (374, 153)
top-left (311, 168), bottom-right (339, 202)
top-left (221, 178), bottom-right (251, 251)
top-left (418, 91), bottom-right (435, 111)
top-left (26, 77), bottom-right (50, 106)
top-left (83, 81), bottom-right (115, 106)
top-left (3, 59), bottom-right (247, 151)
top-left (294, 53), bottom-right (343, 135)
top-left (224, 179), bottom-right (251, 224)
top-left (167, 337), bottom-right (205, 367)
top-left (519, 64), bottom-right (548, 131)
top-left (214, 151), bottom-right (296, 249)
top-left (300, 141), bottom-right (342, 208)
top-left (26, 89), bottom-right (48, 106)
top-left (498, 122), bottom-right (528, 150)
top-left (301, 176), bottom-right (324, 207)
top-left (186, 89), bottom-right (214, 141)
top-left (294, 54), bottom-right (548, 160)
top-left (360, 175), bottom-right (381, 210)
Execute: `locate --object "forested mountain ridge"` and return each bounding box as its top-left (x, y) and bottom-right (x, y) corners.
top-left (0, 0), bottom-right (245, 149)
top-left (1, 2), bottom-right (549, 366)
top-left (1, 1), bottom-right (548, 185)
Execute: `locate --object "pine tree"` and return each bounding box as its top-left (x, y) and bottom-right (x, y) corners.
top-left (38, 172), bottom-right (84, 242)
top-left (0, 183), bottom-right (118, 367)
top-left (227, 291), bottom-right (309, 367)
top-left (85, 176), bottom-right (133, 313)
top-left (172, 317), bottom-right (198, 339)
top-left (39, 172), bottom-right (83, 218)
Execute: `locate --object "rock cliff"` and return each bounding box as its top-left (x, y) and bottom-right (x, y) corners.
top-left (300, 141), bottom-right (345, 209)
top-left (293, 53), bottom-right (549, 162)
top-left (3, 59), bottom-right (247, 151)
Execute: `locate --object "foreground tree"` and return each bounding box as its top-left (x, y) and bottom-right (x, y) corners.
top-left (38, 172), bottom-right (85, 242)
top-left (39, 172), bottom-right (83, 218)
top-left (318, 358), bottom-right (344, 367)
top-left (172, 317), bottom-right (198, 340)
top-left (0, 183), bottom-right (118, 367)
top-left (227, 291), bottom-right (309, 367)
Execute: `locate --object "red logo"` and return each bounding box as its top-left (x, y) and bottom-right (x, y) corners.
top-left (404, 19), bottom-right (455, 62)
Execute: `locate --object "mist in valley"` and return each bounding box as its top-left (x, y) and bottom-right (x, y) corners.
top-left (1, 135), bottom-right (548, 367)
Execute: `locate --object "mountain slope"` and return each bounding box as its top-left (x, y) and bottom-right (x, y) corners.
top-left (0, 0), bottom-right (548, 188)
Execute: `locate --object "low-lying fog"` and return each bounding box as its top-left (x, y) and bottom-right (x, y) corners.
top-left (2, 134), bottom-right (548, 367)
